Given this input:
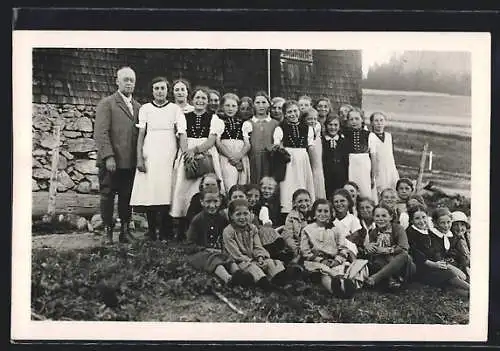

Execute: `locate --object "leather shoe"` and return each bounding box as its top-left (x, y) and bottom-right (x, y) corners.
top-left (119, 223), bottom-right (136, 243)
top-left (105, 226), bottom-right (114, 245)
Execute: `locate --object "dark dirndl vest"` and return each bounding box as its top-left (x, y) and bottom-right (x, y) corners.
top-left (281, 121), bottom-right (309, 148)
top-left (186, 111), bottom-right (212, 138)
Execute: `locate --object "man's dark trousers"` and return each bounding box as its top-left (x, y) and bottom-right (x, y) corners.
top-left (99, 165), bottom-right (135, 227)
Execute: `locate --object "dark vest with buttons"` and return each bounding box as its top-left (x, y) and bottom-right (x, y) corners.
top-left (344, 128), bottom-right (370, 154)
top-left (220, 116), bottom-right (244, 140)
top-left (281, 121), bottom-right (309, 148)
top-left (186, 111), bottom-right (212, 138)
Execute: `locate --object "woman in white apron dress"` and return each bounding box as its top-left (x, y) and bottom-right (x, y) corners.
top-left (130, 77), bottom-right (186, 241)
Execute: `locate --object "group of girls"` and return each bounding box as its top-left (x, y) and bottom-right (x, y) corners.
top-left (184, 171), bottom-right (471, 298)
top-left (128, 75), bottom-right (470, 297)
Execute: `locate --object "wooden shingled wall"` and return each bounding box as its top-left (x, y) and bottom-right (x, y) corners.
top-left (32, 48), bottom-right (121, 106)
top-left (31, 48), bottom-right (362, 205)
top-left (32, 48), bottom-right (269, 105)
top-left (278, 49), bottom-right (362, 110)
top-left (32, 48), bottom-right (361, 107)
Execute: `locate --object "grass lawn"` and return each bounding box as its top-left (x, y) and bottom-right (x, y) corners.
top-left (31, 239), bottom-right (469, 324)
top-left (362, 89), bottom-right (471, 122)
top-left (390, 127), bottom-right (471, 177)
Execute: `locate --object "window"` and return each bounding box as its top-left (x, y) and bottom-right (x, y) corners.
top-left (280, 49), bottom-right (313, 63)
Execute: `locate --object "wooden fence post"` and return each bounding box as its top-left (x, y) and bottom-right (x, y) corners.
top-left (46, 120), bottom-right (62, 221)
top-left (416, 143), bottom-right (429, 193)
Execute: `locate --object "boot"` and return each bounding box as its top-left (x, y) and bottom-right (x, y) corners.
top-left (171, 218), bottom-right (180, 241)
top-left (145, 210), bottom-right (157, 241)
top-left (158, 212), bottom-right (173, 242)
top-left (176, 218), bottom-right (188, 242)
top-left (119, 222), bottom-right (136, 243)
top-left (105, 225), bottom-right (114, 244)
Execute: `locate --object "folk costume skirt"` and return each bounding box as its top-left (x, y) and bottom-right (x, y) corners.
top-left (218, 139), bottom-right (251, 191)
top-left (170, 137), bottom-right (225, 218)
top-left (309, 137), bottom-right (326, 199)
top-left (348, 153), bottom-right (375, 201)
top-left (280, 148), bottom-right (315, 213)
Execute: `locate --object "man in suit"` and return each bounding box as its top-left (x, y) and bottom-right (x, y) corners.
top-left (95, 66), bottom-right (141, 244)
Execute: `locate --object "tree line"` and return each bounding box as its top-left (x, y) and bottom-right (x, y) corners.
top-left (362, 58), bottom-right (471, 96)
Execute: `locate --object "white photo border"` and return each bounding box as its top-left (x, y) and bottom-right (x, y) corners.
top-left (12, 30), bottom-right (490, 342)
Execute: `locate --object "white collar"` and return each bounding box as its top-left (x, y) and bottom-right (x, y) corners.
top-left (411, 224), bottom-right (428, 235)
top-left (430, 227), bottom-right (453, 250)
top-left (118, 90), bottom-right (132, 103)
top-left (183, 104), bottom-right (195, 113)
top-left (324, 134), bottom-right (341, 141)
top-left (335, 213), bottom-right (352, 223)
top-left (362, 220), bottom-right (376, 231)
top-left (252, 115), bottom-right (272, 123)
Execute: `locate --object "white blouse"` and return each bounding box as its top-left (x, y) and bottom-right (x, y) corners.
top-left (333, 213), bottom-right (362, 240)
top-left (241, 116), bottom-right (273, 140)
top-left (182, 104), bottom-right (195, 114)
top-left (272, 125), bottom-right (315, 147)
top-left (136, 102), bottom-right (186, 137)
top-left (187, 113), bottom-right (225, 138)
top-left (312, 121), bottom-right (322, 139)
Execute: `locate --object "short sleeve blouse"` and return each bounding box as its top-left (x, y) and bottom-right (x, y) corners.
top-left (334, 213), bottom-right (363, 239)
top-left (209, 114), bottom-right (225, 136)
top-left (313, 121), bottom-right (322, 139)
top-left (368, 132), bottom-right (378, 155)
top-left (241, 120), bottom-right (253, 141)
top-left (137, 105), bottom-right (148, 129)
top-left (273, 125), bottom-right (315, 147)
top-left (136, 102), bottom-right (186, 137)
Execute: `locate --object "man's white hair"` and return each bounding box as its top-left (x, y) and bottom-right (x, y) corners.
top-left (116, 66), bottom-right (135, 79)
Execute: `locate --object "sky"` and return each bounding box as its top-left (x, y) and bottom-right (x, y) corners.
top-left (362, 49), bottom-right (402, 78)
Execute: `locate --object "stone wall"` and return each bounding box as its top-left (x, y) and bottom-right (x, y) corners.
top-left (32, 103), bottom-right (99, 193)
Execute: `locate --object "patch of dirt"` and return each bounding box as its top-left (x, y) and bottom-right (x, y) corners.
top-left (32, 232), bottom-right (105, 251)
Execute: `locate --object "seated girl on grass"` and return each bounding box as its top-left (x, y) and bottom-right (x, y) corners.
top-left (332, 188), bottom-right (362, 242)
top-left (186, 173), bottom-right (227, 224)
top-left (300, 199), bottom-right (365, 298)
top-left (222, 199), bottom-right (289, 289)
top-left (243, 184), bottom-right (294, 265)
top-left (429, 208), bottom-right (470, 287)
top-left (281, 189), bottom-right (312, 264)
top-left (450, 211), bottom-right (470, 279)
top-left (347, 196), bottom-right (376, 248)
top-left (259, 176), bottom-right (283, 227)
top-left (186, 189), bottom-right (253, 287)
top-left (220, 184), bottom-right (247, 220)
top-left (407, 205), bottom-right (469, 296)
top-left (363, 203), bottom-right (416, 290)
top-left (379, 188), bottom-right (408, 226)
top-left (343, 181), bottom-right (361, 217)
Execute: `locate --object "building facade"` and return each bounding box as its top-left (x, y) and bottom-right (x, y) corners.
top-left (32, 48), bottom-right (362, 196)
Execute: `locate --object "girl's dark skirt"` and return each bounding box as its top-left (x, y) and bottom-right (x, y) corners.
top-left (416, 265), bottom-right (458, 286)
top-left (188, 250), bottom-right (234, 273)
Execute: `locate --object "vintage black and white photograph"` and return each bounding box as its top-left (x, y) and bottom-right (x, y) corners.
top-left (12, 31), bottom-right (490, 341)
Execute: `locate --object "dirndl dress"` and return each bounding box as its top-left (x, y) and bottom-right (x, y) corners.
top-left (369, 132), bottom-right (399, 195)
top-left (219, 139), bottom-right (251, 190)
top-left (348, 153), bottom-right (373, 200)
top-left (309, 122), bottom-right (326, 199)
top-left (170, 113), bottom-right (225, 218)
top-left (273, 124), bottom-right (316, 213)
